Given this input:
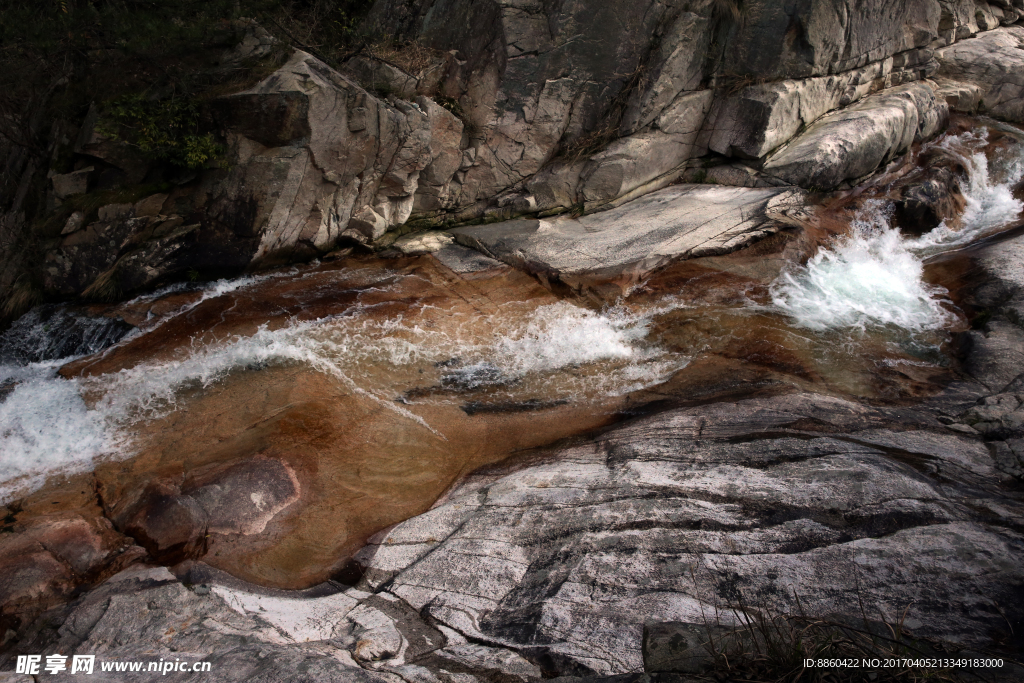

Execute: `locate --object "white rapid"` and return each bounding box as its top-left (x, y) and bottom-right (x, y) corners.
top-left (0, 281), bottom-right (687, 502)
top-left (771, 126), bottom-right (1024, 334)
top-left (769, 201), bottom-right (959, 334)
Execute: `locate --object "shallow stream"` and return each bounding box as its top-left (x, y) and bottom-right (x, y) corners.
top-left (1, 119), bottom-right (1023, 572)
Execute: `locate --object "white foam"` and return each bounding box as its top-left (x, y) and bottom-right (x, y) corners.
top-left (772, 125), bottom-right (1024, 334)
top-left (0, 274), bottom-right (275, 500)
top-left (494, 302), bottom-right (644, 373)
top-left (0, 293), bottom-right (689, 500)
top-left (910, 128), bottom-right (1024, 254)
top-left (0, 365), bottom-right (113, 500)
top-left (770, 202), bottom-right (956, 333)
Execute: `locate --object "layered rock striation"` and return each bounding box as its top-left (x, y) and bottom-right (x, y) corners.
top-left (3, 1), bottom-right (1024, 314)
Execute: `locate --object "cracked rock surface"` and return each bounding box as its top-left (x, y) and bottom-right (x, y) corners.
top-left (451, 185), bottom-right (805, 289)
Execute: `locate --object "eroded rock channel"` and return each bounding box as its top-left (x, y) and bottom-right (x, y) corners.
top-left (0, 118), bottom-right (1023, 681)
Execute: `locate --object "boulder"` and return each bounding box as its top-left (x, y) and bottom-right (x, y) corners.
top-left (705, 47), bottom-right (942, 161)
top-left (116, 457), bottom-right (301, 566)
top-left (892, 165), bottom-right (967, 233)
top-left (49, 167), bottom-right (92, 201)
top-left (452, 185), bottom-right (804, 288)
top-left (391, 230), bottom-right (454, 255)
top-left (579, 124), bottom-right (709, 207)
top-left (762, 82), bottom-right (948, 189)
top-left (936, 26), bottom-right (1024, 122)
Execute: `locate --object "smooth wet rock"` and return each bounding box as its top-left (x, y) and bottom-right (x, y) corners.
top-left (936, 26), bottom-right (1024, 123)
top-left (451, 185), bottom-right (804, 287)
top-left (0, 483), bottom-right (139, 630)
top-left (61, 258), bottom-right (622, 590)
top-left (431, 244), bottom-right (505, 274)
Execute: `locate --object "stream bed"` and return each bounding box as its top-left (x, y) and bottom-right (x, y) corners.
top-left (1, 118), bottom-right (1023, 589)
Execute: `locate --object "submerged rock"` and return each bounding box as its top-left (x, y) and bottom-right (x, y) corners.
top-left (893, 165), bottom-right (967, 233)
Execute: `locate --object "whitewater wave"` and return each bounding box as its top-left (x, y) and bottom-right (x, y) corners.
top-left (771, 126), bottom-right (1024, 334)
top-left (770, 201), bottom-right (957, 333)
top-left (0, 291), bottom-right (688, 501)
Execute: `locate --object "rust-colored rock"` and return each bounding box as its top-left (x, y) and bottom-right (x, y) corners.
top-left (0, 477), bottom-right (140, 629)
top-left (68, 257), bottom-right (622, 588)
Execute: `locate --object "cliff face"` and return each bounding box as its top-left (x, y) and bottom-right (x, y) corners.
top-left (1, 1), bottom-right (1023, 318)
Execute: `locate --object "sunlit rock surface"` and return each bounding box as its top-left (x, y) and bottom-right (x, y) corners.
top-left (937, 26), bottom-right (1024, 123)
top-left (451, 186), bottom-right (805, 289)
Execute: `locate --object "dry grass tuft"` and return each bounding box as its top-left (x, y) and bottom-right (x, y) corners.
top-left (366, 41), bottom-right (447, 78)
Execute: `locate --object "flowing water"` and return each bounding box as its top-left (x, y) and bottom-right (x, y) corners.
top-left (2, 120), bottom-right (1024, 509)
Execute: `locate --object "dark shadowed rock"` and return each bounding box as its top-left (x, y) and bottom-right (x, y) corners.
top-left (121, 483), bottom-right (210, 565)
top-left (893, 165), bottom-right (966, 233)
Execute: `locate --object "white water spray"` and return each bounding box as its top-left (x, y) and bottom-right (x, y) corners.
top-left (772, 127), bottom-right (1024, 333)
top-left (0, 286), bottom-right (687, 500)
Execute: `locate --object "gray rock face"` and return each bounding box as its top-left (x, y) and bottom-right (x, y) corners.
top-left (39, 50), bottom-right (469, 299)
top-left (451, 185), bottom-right (803, 285)
top-left (363, 0), bottom-right (966, 211)
top-left (2, 566), bottom-right (393, 683)
top-left (948, 232), bottom-right (1024, 483)
top-left (762, 82), bottom-right (949, 189)
top-left (720, 0), bottom-right (941, 80)
top-left (705, 49), bottom-right (940, 160)
top-left (350, 392), bottom-right (1022, 676)
top-left (13, 4), bottom-right (1024, 317)
top-left (936, 26), bottom-right (1024, 122)
top-left (367, 0), bottom-right (698, 207)
top-left (213, 51), bottom-right (465, 255)
top-left (11, 381), bottom-right (1022, 681)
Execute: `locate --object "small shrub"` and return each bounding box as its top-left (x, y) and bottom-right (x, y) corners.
top-left (98, 94), bottom-right (222, 170)
top-left (435, 96), bottom-right (464, 118)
